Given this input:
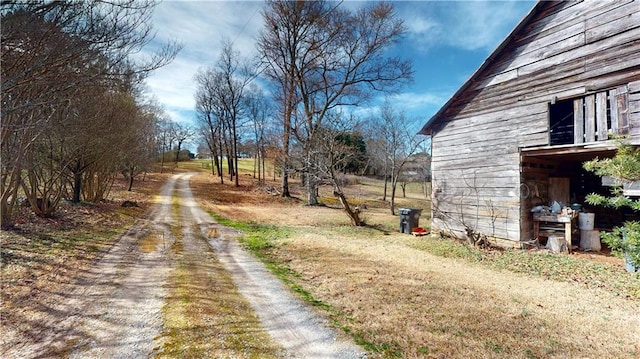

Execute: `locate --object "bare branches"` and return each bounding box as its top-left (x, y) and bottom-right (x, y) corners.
top-left (194, 41), bottom-right (256, 186)
top-left (258, 1), bottom-right (413, 206)
top-left (1, 0), bottom-right (178, 226)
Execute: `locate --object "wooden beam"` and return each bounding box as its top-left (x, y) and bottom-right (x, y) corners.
top-left (610, 89), bottom-right (619, 135)
top-left (585, 94), bottom-right (596, 142)
top-left (596, 91), bottom-right (608, 141)
top-left (573, 98), bottom-right (584, 144)
top-left (616, 85), bottom-right (629, 134)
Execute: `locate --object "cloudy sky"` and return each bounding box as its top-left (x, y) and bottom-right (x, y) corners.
top-left (144, 0), bottom-right (536, 129)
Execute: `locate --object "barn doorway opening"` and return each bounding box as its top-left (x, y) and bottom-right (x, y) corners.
top-left (519, 146), bottom-right (636, 247)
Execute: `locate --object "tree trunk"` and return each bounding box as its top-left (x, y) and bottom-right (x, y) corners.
top-left (127, 170), bottom-right (134, 191)
top-left (232, 122), bottom-right (239, 187)
top-left (390, 177), bottom-right (397, 215)
top-left (175, 141), bottom-right (182, 162)
top-left (334, 190), bottom-right (364, 226)
top-left (261, 148), bottom-right (266, 185)
top-left (383, 175), bottom-right (389, 202)
top-left (281, 107), bottom-right (291, 197)
top-left (160, 144), bottom-right (165, 173)
top-left (73, 171), bottom-right (82, 203)
top-left (305, 151), bottom-right (319, 205)
top-left (254, 153), bottom-right (258, 179)
top-left (307, 175), bottom-right (319, 205)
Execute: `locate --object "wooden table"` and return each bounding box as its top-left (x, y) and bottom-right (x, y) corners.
top-left (533, 213), bottom-right (577, 253)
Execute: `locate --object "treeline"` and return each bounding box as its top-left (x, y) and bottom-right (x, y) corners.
top-left (194, 1), bottom-right (429, 224)
top-left (0, 1), bottom-right (180, 227)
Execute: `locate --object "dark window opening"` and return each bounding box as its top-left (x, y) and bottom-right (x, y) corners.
top-left (549, 99), bottom-right (574, 145)
top-left (548, 85), bottom-right (628, 146)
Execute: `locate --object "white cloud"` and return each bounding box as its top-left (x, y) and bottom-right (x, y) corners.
top-left (143, 1), bottom-right (264, 124)
top-left (141, 1), bottom-right (533, 127)
top-left (403, 1), bottom-right (533, 52)
top-left (350, 91), bottom-right (447, 120)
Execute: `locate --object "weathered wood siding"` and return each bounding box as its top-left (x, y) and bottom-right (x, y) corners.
top-left (429, 1), bottom-right (640, 244)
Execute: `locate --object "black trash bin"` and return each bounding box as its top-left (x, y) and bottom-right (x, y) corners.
top-left (399, 208), bottom-right (422, 234)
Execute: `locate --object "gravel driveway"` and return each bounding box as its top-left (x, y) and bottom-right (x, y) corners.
top-left (2, 173), bottom-right (364, 358)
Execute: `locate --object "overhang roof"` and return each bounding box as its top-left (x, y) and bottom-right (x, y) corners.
top-left (419, 1), bottom-right (542, 135)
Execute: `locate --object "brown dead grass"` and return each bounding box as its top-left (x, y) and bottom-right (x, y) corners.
top-left (188, 163), bottom-right (640, 359)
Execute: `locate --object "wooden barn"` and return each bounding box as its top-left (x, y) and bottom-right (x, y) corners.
top-left (419, 1), bottom-right (640, 248)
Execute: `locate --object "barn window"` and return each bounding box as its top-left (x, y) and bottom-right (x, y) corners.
top-left (549, 85), bottom-right (629, 146)
top-left (549, 98), bottom-right (575, 145)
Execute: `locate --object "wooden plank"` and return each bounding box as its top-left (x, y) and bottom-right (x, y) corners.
top-left (513, 1), bottom-right (612, 48)
top-left (584, 94), bottom-right (596, 142)
top-left (596, 91), bottom-right (608, 141)
top-left (586, 10), bottom-right (640, 44)
top-left (500, 33), bottom-right (586, 74)
top-left (630, 100), bottom-right (640, 115)
top-left (491, 1), bottom-right (633, 74)
top-left (474, 69), bottom-right (518, 90)
top-left (616, 85), bottom-right (629, 133)
top-left (629, 80), bottom-right (640, 93)
top-left (436, 121), bottom-right (546, 148)
top-left (518, 26), bottom-right (640, 78)
top-left (574, 98), bottom-right (584, 144)
top-left (584, 1), bottom-right (638, 30)
top-left (584, 40), bottom-right (640, 74)
top-left (519, 133), bottom-right (551, 148)
top-left (549, 177), bottom-right (570, 205)
top-left (430, 178), bottom-right (520, 192)
top-left (462, 56), bottom-right (639, 120)
top-left (610, 88), bottom-right (619, 135)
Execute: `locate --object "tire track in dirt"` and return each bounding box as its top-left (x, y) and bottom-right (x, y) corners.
top-left (175, 173), bottom-right (366, 359)
top-left (64, 175), bottom-right (178, 358)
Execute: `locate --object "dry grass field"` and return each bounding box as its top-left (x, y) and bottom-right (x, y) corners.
top-left (190, 160), bottom-right (640, 359)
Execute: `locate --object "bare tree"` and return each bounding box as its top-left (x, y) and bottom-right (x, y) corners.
top-left (195, 71), bottom-right (223, 177)
top-left (155, 116), bottom-right (174, 173)
top-left (171, 122), bottom-right (194, 163)
top-left (246, 86), bottom-right (272, 185)
top-left (259, 1), bottom-right (412, 205)
top-left (373, 103), bottom-right (424, 215)
top-left (120, 101), bottom-right (159, 192)
top-left (258, 1), bottom-right (318, 197)
top-left (315, 113), bottom-right (367, 225)
top-left (194, 41), bottom-right (255, 186)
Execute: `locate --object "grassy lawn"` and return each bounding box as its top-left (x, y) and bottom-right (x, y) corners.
top-left (191, 158), bottom-right (640, 358)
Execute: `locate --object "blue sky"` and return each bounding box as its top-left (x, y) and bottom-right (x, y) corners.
top-left (144, 0), bottom-right (536, 132)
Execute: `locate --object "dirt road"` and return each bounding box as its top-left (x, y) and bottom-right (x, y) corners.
top-left (3, 173), bottom-right (364, 358)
